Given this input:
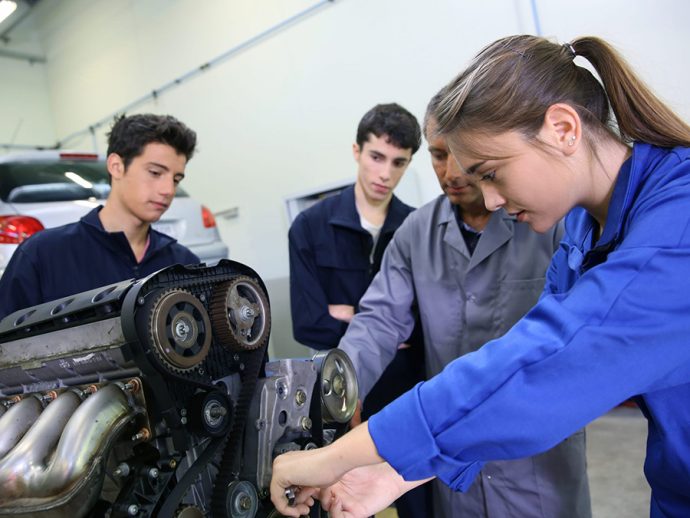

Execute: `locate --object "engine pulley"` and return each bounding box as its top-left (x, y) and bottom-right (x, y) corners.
top-left (210, 276), bottom-right (270, 352)
top-left (189, 390), bottom-right (234, 437)
top-left (146, 288), bottom-right (213, 372)
top-left (226, 480), bottom-right (259, 518)
top-left (314, 349), bottom-right (358, 424)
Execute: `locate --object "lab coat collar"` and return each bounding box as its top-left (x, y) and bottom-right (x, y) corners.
top-left (439, 197), bottom-right (513, 268)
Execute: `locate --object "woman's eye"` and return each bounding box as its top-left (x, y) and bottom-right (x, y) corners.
top-left (480, 170), bottom-right (496, 182)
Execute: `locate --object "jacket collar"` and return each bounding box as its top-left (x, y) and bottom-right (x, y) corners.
top-left (439, 196), bottom-right (514, 268)
top-left (572, 143), bottom-right (642, 272)
top-left (80, 206), bottom-right (176, 261)
top-left (328, 184), bottom-right (411, 234)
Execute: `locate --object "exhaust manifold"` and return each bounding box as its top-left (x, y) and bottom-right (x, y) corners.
top-left (0, 383), bottom-right (136, 517)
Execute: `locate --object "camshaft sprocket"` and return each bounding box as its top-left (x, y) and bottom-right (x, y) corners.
top-left (210, 276), bottom-right (270, 352)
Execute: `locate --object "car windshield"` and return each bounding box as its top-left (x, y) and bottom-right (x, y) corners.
top-left (0, 159), bottom-right (189, 203)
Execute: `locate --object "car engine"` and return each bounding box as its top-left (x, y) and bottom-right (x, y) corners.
top-left (0, 260), bottom-right (358, 517)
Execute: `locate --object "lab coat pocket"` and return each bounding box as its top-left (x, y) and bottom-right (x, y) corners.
top-left (495, 277), bottom-right (546, 335)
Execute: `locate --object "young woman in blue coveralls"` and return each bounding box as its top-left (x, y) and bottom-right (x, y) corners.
top-left (270, 34), bottom-right (690, 518)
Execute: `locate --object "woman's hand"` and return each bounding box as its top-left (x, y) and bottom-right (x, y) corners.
top-left (320, 463), bottom-right (412, 518)
top-left (270, 447), bottom-right (342, 517)
top-left (270, 423), bottom-right (384, 517)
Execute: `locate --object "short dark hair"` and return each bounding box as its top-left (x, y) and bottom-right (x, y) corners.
top-left (356, 103), bottom-right (421, 154)
top-left (106, 113), bottom-right (197, 169)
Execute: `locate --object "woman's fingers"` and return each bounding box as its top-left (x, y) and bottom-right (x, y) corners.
top-left (319, 486), bottom-right (335, 511)
top-left (295, 486), bottom-right (319, 505)
top-left (330, 497), bottom-right (344, 518)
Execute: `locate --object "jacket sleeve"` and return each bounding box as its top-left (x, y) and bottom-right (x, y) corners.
top-left (0, 244), bottom-right (43, 321)
top-left (338, 224), bottom-right (417, 399)
top-left (288, 215), bottom-right (347, 350)
top-left (369, 218), bottom-right (690, 490)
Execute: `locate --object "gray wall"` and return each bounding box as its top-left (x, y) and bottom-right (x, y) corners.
top-left (1, 0), bottom-right (689, 356)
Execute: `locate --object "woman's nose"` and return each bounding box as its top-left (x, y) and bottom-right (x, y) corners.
top-left (481, 185), bottom-right (505, 212)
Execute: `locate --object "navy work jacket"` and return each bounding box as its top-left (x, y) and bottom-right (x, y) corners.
top-left (288, 185), bottom-right (414, 350)
top-left (0, 206), bottom-right (199, 320)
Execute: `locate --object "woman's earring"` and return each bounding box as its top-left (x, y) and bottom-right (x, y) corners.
top-left (568, 135), bottom-right (576, 147)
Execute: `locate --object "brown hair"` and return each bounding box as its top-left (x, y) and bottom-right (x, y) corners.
top-left (435, 35), bottom-right (690, 149)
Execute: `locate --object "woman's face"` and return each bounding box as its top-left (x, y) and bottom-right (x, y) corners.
top-left (447, 129), bottom-right (581, 233)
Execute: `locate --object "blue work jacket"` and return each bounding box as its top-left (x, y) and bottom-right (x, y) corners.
top-left (370, 143), bottom-right (690, 517)
top-left (288, 184), bottom-right (414, 350)
top-left (0, 206), bottom-right (199, 320)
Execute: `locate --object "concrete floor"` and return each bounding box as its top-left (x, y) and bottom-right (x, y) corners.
top-left (376, 405), bottom-right (650, 517)
top-left (587, 405), bottom-right (650, 517)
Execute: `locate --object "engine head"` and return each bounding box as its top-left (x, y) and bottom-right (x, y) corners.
top-left (0, 260), bottom-right (358, 517)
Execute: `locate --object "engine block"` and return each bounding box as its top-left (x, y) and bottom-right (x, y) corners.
top-left (0, 260), bottom-right (358, 517)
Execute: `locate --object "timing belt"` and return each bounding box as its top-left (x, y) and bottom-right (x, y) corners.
top-left (210, 339), bottom-right (268, 517)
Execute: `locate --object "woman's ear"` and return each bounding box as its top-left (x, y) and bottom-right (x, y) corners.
top-left (541, 103), bottom-right (581, 156)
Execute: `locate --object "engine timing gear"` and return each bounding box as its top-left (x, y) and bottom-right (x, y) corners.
top-left (147, 288), bottom-right (213, 373)
top-left (210, 275), bottom-right (270, 351)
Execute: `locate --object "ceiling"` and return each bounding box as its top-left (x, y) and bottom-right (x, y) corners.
top-left (0, 0), bottom-right (45, 63)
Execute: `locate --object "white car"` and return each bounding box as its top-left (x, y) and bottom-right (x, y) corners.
top-left (0, 151), bottom-right (228, 277)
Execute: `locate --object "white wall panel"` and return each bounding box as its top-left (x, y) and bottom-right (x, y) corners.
top-left (0, 13), bottom-right (54, 149)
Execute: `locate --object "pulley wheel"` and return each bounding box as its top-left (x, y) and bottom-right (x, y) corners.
top-left (147, 288), bottom-right (212, 372)
top-left (189, 390), bottom-right (234, 437)
top-left (314, 349), bottom-right (358, 424)
top-left (210, 276), bottom-right (270, 351)
top-left (226, 480), bottom-right (259, 518)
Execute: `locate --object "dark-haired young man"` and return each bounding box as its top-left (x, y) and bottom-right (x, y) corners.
top-left (0, 113), bottom-right (199, 319)
top-left (289, 103), bottom-right (421, 350)
top-left (288, 103), bottom-right (429, 517)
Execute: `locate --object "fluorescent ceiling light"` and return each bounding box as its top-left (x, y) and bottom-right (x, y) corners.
top-left (0, 1), bottom-right (17, 25)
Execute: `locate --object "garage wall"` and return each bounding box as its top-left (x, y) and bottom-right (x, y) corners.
top-left (18, 0), bottom-right (533, 278)
top-left (2, 0), bottom-right (689, 356)
top-left (0, 15), bottom-right (55, 150)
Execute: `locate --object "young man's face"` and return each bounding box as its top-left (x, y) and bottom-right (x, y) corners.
top-left (107, 142), bottom-right (187, 224)
top-left (353, 134), bottom-right (412, 204)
